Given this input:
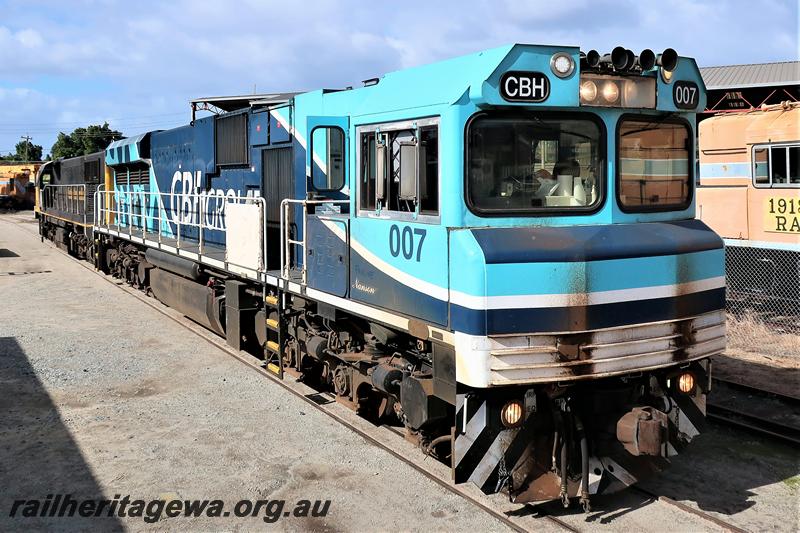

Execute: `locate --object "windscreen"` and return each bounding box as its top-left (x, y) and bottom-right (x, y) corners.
top-left (467, 114), bottom-right (603, 214)
top-left (618, 118), bottom-right (691, 210)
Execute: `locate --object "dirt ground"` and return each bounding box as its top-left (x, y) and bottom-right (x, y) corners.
top-left (1, 211), bottom-right (798, 532)
top-left (726, 312), bottom-right (800, 359)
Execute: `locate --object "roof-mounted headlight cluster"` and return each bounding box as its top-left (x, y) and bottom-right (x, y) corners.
top-left (576, 45), bottom-right (678, 108)
top-left (580, 46), bottom-right (678, 82)
top-left (579, 74), bottom-right (656, 108)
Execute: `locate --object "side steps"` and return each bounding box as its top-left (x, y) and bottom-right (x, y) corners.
top-left (263, 292), bottom-right (284, 378)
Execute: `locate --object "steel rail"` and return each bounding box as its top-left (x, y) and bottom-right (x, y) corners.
top-left (709, 377), bottom-right (800, 446)
top-left (706, 404), bottom-right (800, 446)
top-left (711, 377), bottom-right (800, 404)
top-left (630, 487), bottom-right (748, 533)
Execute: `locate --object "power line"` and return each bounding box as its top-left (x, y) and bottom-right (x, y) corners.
top-left (0, 119), bottom-right (187, 133)
top-left (0, 124), bottom-right (187, 136)
top-left (0, 111), bottom-right (188, 127)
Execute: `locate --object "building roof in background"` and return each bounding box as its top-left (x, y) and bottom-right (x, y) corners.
top-left (700, 61), bottom-right (800, 90)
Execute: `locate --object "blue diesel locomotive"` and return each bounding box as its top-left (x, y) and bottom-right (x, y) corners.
top-left (37, 44), bottom-right (724, 509)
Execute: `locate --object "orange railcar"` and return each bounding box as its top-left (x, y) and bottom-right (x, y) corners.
top-left (697, 102), bottom-right (799, 325)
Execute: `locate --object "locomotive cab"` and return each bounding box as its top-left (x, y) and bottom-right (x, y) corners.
top-left (434, 46), bottom-right (722, 507)
top-left (282, 43), bottom-right (722, 508)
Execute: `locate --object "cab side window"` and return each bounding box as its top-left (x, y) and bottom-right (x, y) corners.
top-left (360, 134), bottom-right (377, 210)
top-left (311, 126), bottom-right (345, 191)
top-left (358, 119), bottom-right (439, 220)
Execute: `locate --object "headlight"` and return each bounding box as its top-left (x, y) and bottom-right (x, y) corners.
top-left (660, 67), bottom-right (674, 84)
top-left (501, 400), bottom-right (524, 428)
top-left (550, 52), bottom-right (575, 78)
top-left (579, 74), bottom-right (656, 108)
top-left (579, 79), bottom-right (597, 101)
top-left (678, 372), bottom-right (695, 394)
top-left (602, 81), bottom-right (620, 103)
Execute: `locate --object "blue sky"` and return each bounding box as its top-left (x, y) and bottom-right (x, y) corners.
top-left (0, 0), bottom-right (797, 157)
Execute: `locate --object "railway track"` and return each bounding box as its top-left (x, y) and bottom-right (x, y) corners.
top-left (630, 487), bottom-right (748, 533)
top-left (7, 215), bottom-right (753, 533)
top-left (708, 377), bottom-right (800, 446)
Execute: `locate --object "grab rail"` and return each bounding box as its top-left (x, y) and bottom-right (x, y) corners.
top-left (40, 184), bottom-right (88, 224)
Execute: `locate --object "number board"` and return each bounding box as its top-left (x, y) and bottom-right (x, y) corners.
top-left (500, 71), bottom-right (550, 103)
top-left (764, 196), bottom-right (800, 233)
top-left (673, 81), bottom-right (699, 109)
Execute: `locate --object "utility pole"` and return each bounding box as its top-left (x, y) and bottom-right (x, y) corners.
top-left (20, 134), bottom-right (32, 161)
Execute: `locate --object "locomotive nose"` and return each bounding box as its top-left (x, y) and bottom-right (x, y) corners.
top-left (451, 220), bottom-right (724, 337)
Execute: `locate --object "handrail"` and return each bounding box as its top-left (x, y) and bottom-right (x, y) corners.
top-left (94, 186), bottom-right (267, 275)
top-left (280, 198), bottom-right (349, 283)
top-left (40, 183), bottom-right (88, 225)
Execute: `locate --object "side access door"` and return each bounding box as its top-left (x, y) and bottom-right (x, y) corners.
top-left (304, 116), bottom-right (351, 297)
top-left (261, 102), bottom-right (297, 272)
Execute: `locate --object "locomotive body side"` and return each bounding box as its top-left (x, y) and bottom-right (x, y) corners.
top-left (697, 103), bottom-right (800, 246)
top-left (36, 152), bottom-right (103, 258)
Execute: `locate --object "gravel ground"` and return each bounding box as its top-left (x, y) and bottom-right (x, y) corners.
top-left (1, 211), bottom-right (798, 532)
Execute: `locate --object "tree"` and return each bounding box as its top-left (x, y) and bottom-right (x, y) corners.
top-left (16, 139), bottom-right (43, 161)
top-left (0, 140), bottom-right (44, 161)
top-left (50, 123), bottom-right (123, 160)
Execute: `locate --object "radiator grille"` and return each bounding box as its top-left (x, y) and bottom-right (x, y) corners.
top-left (216, 113), bottom-right (249, 166)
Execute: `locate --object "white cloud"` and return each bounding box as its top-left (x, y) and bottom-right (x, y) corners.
top-left (15, 28), bottom-right (44, 48)
top-left (500, 0), bottom-right (591, 22)
top-left (0, 0), bottom-right (796, 153)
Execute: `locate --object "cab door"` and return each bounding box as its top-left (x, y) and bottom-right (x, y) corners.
top-left (305, 116), bottom-right (350, 297)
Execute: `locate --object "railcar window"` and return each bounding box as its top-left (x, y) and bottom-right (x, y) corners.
top-left (772, 147), bottom-right (788, 185)
top-left (359, 121), bottom-right (439, 218)
top-left (791, 146), bottom-right (800, 185)
top-left (617, 118), bottom-right (691, 210)
top-left (418, 126), bottom-right (439, 215)
top-left (752, 143), bottom-right (800, 188)
top-left (467, 114), bottom-right (603, 214)
top-left (83, 160), bottom-right (100, 183)
top-left (754, 147), bottom-right (770, 184)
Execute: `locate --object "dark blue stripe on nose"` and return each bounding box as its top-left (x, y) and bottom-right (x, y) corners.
top-left (450, 287), bottom-right (725, 335)
top-left (471, 219), bottom-right (723, 264)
